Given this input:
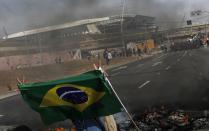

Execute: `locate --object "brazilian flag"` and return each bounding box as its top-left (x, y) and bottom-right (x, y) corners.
top-left (18, 70), bottom-right (122, 125)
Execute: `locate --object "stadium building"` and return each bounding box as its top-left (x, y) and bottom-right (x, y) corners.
top-left (0, 14), bottom-right (156, 70)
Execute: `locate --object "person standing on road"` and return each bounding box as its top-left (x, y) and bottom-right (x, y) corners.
top-left (137, 48), bottom-right (142, 57)
top-left (107, 51), bottom-right (112, 65)
top-left (206, 37), bottom-right (209, 47)
top-left (103, 48), bottom-right (109, 65)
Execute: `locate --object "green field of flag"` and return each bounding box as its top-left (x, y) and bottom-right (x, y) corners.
top-left (18, 70), bottom-right (122, 125)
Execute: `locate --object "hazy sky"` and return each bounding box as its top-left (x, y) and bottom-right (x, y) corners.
top-left (0, 0), bottom-right (209, 36)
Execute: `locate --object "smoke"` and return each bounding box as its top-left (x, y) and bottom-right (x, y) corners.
top-left (126, 0), bottom-right (188, 29)
top-left (0, 0), bottom-right (208, 36)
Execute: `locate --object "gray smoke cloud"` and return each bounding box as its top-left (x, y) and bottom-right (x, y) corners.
top-left (0, 0), bottom-right (208, 37)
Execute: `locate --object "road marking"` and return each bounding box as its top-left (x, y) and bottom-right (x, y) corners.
top-left (137, 64), bottom-right (144, 68)
top-left (182, 51), bottom-right (187, 57)
top-left (0, 115), bottom-right (4, 117)
top-left (111, 72), bottom-right (120, 76)
top-left (157, 72), bottom-right (161, 75)
top-left (152, 61), bottom-right (162, 67)
top-left (156, 54), bottom-right (166, 59)
top-left (138, 81), bottom-right (151, 89)
top-left (0, 91), bottom-right (20, 100)
top-left (165, 66), bottom-right (171, 70)
top-left (112, 66), bottom-right (127, 72)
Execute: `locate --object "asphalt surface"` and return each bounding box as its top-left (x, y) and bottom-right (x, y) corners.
top-left (1, 48), bottom-right (209, 129)
top-left (109, 48), bottom-right (209, 111)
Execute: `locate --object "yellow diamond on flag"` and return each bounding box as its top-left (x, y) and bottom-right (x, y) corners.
top-left (40, 84), bottom-right (105, 112)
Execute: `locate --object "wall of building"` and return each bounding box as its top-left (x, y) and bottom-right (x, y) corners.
top-left (0, 50), bottom-right (73, 71)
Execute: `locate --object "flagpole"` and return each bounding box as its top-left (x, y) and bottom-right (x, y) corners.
top-left (98, 67), bottom-right (141, 131)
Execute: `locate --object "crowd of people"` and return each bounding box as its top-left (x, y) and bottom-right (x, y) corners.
top-left (170, 34), bottom-right (209, 52)
top-left (170, 40), bottom-right (203, 52)
top-left (101, 46), bottom-right (149, 65)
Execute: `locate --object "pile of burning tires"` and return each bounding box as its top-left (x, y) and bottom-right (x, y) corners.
top-left (115, 105), bottom-right (209, 131)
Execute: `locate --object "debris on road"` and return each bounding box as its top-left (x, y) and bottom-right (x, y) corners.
top-left (115, 105), bottom-right (209, 131)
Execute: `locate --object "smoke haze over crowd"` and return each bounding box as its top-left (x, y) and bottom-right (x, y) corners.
top-left (0, 0), bottom-right (209, 36)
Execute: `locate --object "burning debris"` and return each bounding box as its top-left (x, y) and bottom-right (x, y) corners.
top-left (115, 105), bottom-right (209, 131)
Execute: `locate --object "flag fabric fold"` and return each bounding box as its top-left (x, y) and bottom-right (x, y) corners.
top-left (18, 70), bottom-right (122, 125)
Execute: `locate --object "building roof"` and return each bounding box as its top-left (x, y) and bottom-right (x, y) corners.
top-left (4, 17), bottom-right (109, 39)
top-left (3, 14), bottom-right (154, 39)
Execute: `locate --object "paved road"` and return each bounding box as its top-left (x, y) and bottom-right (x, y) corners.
top-left (1, 48), bottom-right (209, 129)
top-left (109, 48), bottom-right (209, 112)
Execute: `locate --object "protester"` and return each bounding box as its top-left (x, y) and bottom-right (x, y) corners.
top-left (137, 48), bottom-right (142, 57)
top-left (206, 37), bottom-right (209, 47)
top-left (72, 118), bottom-right (105, 131)
top-left (107, 51), bottom-right (112, 65)
top-left (103, 115), bottom-right (117, 131)
top-left (103, 48), bottom-right (109, 65)
top-left (144, 45), bottom-right (148, 54)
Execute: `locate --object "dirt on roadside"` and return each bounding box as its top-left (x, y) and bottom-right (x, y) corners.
top-left (0, 57), bottom-right (138, 95)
